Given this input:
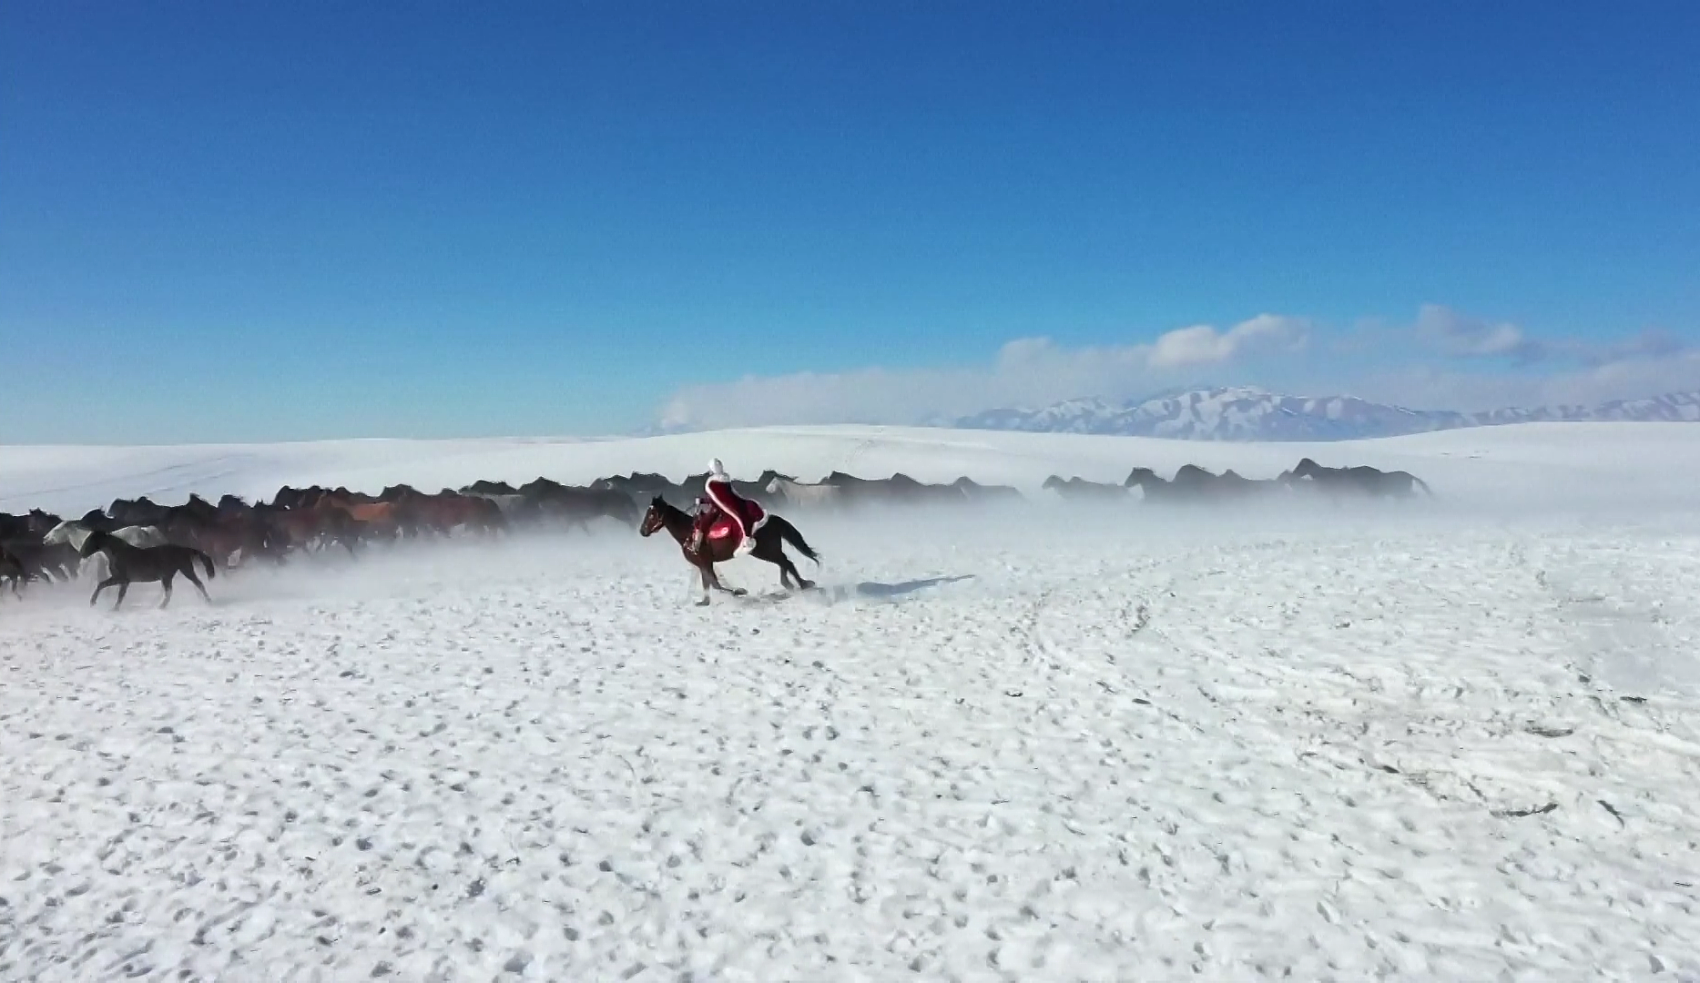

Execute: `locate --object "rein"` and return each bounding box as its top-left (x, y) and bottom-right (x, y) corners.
top-left (645, 500), bottom-right (694, 543)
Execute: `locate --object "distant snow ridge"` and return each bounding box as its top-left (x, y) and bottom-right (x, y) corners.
top-left (953, 387), bottom-right (1700, 441)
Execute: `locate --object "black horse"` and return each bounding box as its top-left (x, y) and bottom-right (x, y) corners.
top-left (0, 547), bottom-right (27, 598)
top-left (80, 530), bottom-right (217, 610)
top-left (639, 497), bottom-right (820, 605)
top-left (1288, 458), bottom-right (1433, 498)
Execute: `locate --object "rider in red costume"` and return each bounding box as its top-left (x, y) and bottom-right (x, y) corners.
top-left (689, 458), bottom-right (760, 557)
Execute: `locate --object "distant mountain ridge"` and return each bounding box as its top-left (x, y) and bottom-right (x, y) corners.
top-left (950, 387), bottom-right (1700, 441)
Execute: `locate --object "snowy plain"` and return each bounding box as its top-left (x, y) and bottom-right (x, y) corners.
top-left (3, 423), bottom-right (1699, 981)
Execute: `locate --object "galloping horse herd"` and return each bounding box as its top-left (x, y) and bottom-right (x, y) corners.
top-left (0, 456), bottom-right (1430, 609)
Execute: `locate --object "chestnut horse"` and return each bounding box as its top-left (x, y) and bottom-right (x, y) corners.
top-left (639, 496), bottom-right (819, 605)
top-left (314, 492), bottom-right (403, 539)
top-left (393, 490), bottom-right (506, 537)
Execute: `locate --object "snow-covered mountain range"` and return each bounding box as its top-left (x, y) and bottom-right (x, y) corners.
top-left (951, 387), bottom-right (1700, 441)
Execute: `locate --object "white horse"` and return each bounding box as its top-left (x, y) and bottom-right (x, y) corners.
top-left (765, 477), bottom-right (843, 509)
top-left (43, 521), bottom-right (171, 580)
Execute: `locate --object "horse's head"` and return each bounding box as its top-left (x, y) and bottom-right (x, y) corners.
top-left (1293, 458), bottom-right (1320, 477)
top-left (639, 496), bottom-right (668, 537)
top-left (1124, 468), bottom-right (1158, 487)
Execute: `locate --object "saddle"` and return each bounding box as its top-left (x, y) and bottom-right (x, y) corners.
top-left (695, 498), bottom-right (766, 542)
top-left (704, 517), bottom-right (742, 541)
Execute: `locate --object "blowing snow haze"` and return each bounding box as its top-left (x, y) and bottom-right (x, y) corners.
top-left (949, 386), bottom-right (1700, 441)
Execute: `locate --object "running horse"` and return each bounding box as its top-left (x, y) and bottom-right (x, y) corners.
top-left (639, 496), bottom-right (821, 605)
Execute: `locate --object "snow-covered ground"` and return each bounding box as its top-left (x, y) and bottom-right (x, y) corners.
top-left (3, 425), bottom-right (1699, 980)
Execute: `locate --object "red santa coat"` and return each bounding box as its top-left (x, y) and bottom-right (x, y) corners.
top-left (704, 477), bottom-right (766, 541)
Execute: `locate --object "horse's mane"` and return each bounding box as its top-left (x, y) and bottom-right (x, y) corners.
top-left (79, 528), bottom-right (131, 556)
top-left (649, 495), bottom-right (691, 518)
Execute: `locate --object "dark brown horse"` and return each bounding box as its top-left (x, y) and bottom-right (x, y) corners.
top-left (639, 497), bottom-right (820, 605)
top-left (80, 529), bottom-right (216, 610)
top-left (1288, 458), bottom-right (1433, 498)
top-left (0, 547), bottom-right (27, 598)
top-left (391, 489), bottom-right (507, 537)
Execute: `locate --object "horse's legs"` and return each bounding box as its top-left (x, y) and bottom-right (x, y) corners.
top-left (783, 555), bottom-right (813, 590)
top-left (159, 572), bottom-right (174, 609)
top-left (696, 564), bottom-right (712, 606)
top-left (183, 564), bottom-right (211, 602)
top-left (112, 580), bottom-right (129, 611)
top-left (749, 540), bottom-right (792, 590)
top-left (706, 563), bottom-right (745, 597)
top-left (755, 540), bottom-right (812, 591)
top-left (90, 577), bottom-right (118, 606)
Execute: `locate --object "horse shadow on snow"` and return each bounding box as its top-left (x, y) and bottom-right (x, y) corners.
top-left (730, 574), bottom-right (975, 606)
top-left (851, 575), bottom-right (976, 599)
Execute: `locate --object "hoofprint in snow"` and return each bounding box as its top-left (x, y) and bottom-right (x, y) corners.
top-left (3, 425), bottom-right (1699, 980)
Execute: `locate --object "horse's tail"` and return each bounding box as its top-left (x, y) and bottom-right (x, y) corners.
top-left (770, 515), bottom-right (821, 565)
top-left (194, 549), bottom-right (217, 579)
top-left (1412, 475), bottom-right (1434, 496)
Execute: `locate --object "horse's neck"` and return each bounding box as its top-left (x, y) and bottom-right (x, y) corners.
top-left (662, 507), bottom-right (694, 539)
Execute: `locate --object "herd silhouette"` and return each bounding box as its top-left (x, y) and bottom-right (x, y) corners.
top-left (1, 457), bottom-right (1429, 608)
top-left (1047, 457), bottom-right (1434, 502)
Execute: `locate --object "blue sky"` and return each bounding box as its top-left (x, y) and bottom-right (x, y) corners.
top-left (2, 1), bottom-right (1697, 442)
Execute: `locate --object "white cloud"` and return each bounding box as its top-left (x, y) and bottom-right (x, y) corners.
top-left (656, 306), bottom-right (1695, 429)
top-left (1414, 304), bottom-right (1544, 361)
top-left (658, 314), bottom-right (1308, 430)
top-left (1149, 314), bottom-right (1306, 368)
top-left (1353, 348), bottom-right (1700, 412)
top-left (1579, 327), bottom-right (1684, 367)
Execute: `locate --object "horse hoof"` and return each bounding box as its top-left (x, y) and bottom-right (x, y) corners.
top-left (695, 599), bottom-right (710, 607)
top-left (732, 588), bottom-right (748, 597)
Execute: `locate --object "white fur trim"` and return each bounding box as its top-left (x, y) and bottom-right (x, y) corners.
top-left (704, 481), bottom-right (758, 540)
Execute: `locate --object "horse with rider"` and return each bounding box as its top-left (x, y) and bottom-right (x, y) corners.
top-left (642, 458), bottom-right (820, 604)
top-left (686, 458), bottom-right (765, 557)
